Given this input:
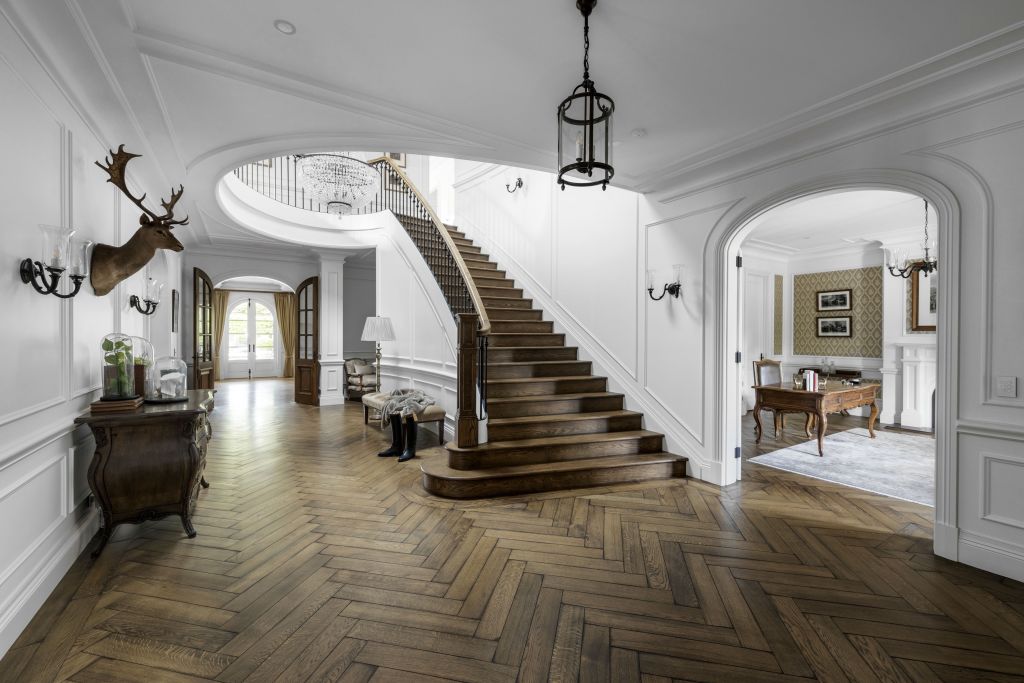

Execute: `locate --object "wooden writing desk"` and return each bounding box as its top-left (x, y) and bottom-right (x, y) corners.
top-left (75, 390), bottom-right (214, 555)
top-left (753, 382), bottom-right (879, 456)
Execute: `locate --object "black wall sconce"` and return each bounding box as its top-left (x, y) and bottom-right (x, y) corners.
top-left (647, 265), bottom-right (683, 301)
top-left (506, 177), bottom-right (523, 194)
top-left (20, 224), bottom-right (90, 299)
top-left (130, 277), bottom-right (163, 315)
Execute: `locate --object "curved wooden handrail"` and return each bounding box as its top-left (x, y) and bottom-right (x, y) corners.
top-left (367, 156), bottom-right (490, 336)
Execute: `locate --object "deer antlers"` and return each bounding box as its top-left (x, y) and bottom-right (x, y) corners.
top-left (95, 145), bottom-right (189, 228)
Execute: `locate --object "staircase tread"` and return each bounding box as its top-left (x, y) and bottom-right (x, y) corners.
top-left (489, 331), bottom-right (562, 337)
top-left (422, 452), bottom-right (686, 479)
top-left (487, 392), bottom-right (623, 404)
top-left (450, 429), bottom-right (664, 452)
top-left (487, 360), bottom-right (585, 367)
top-left (486, 375), bottom-right (599, 384)
top-left (488, 410), bottom-right (642, 426)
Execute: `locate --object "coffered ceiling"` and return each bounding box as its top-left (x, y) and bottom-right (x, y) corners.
top-left (7, 0), bottom-right (1024, 248)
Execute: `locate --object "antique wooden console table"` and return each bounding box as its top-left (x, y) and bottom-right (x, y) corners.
top-left (753, 382), bottom-right (879, 456)
top-left (75, 390), bottom-right (214, 555)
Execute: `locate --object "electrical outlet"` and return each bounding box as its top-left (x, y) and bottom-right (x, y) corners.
top-left (996, 376), bottom-right (1018, 399)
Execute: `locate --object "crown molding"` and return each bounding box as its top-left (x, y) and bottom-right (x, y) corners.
top-left (639, 22), bottom-right (1024, 195)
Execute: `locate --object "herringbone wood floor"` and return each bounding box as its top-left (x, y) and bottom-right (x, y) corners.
top-left (4, 379), bottom-right (1024, 682)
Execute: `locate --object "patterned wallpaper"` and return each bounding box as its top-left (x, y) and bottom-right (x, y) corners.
top-left (773, 275), bottom-right (783, 355)
top-left (793, 266), bottom-right (883, 358)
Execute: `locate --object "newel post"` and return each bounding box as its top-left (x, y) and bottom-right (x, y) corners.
top-left (455, 313), bottom-right (479, 448)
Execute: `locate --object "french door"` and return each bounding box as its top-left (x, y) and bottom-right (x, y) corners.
top-left (192, 267), bottom-right (214, 390)
top-left (226, 298), bottom-right (278, 379)
top-left (294, 276), bottom-right (319, 405)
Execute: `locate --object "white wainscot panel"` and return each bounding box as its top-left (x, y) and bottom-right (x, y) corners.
top-left (0, 445), bottom-right (67, 592)
top-left (411, 284), bottom-right (451, 367)
top-left (0, 58), bottom-right (64, 423)
top-left (982, 453), bottom-right (1024, 530)
top-left (957, 433), bottom-right (1024, 581)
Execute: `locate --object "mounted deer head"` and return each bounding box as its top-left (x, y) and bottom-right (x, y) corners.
top-left (89, 145), bottom-right (189, 296)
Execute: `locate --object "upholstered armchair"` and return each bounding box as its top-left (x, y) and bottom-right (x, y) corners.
top-left (344, 358), bottom-right (377, 400)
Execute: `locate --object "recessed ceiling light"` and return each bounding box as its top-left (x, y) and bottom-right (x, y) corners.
top-left (273, 19), bottom-right (296, 35)
top-left (631, 128), bottom-right (647, 138)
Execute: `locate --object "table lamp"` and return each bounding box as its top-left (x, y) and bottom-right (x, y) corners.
top-left (361, 316), bottom-right (395, 392)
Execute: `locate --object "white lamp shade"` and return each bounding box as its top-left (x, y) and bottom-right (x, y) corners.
top-left (361, 316), bottom-right (395, 342)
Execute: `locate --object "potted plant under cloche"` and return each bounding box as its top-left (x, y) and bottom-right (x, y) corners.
top-left (100, 333), bottom-right (135, 400)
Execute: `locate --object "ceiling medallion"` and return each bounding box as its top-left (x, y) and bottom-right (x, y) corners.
top-left (557, 0), bottom-right (615, 191)
top-left (886, 199), bottom-right (938, 278)
top-left (295, 154), bottom-right (380, 215)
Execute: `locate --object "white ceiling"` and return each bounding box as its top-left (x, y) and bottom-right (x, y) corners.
top-left (742, 189), bottom-right (934, 255)
top-left (12, 0), bottom-right (1024, 248)
top-left (217, 275), bottom-right (293, 292)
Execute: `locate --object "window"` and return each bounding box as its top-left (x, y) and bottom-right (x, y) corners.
top-left (228, 302), bottom-right (249, 360)
top-left (226, 299), bottom-right (276, 362)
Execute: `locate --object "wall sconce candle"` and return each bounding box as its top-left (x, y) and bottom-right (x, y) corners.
top-left (19, 225), bottom-right (89, 298)
top-left (506, 177), bottom-right (523, 193)
top-left (130, 277), bottom-right (163, 315)
top-left (647, 264), bottom-right (683, 301)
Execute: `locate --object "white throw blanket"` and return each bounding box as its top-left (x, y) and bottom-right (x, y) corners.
top-left (380, 388), bottom-right (435, 427)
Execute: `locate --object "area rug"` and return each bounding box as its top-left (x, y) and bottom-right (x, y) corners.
top-left (749, 428), bottom-right (934, 506)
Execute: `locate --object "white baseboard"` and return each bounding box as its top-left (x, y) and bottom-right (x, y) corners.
top-left (958, 531), bottom-right (1024, 583)
top-left (0, 504), bottom-right (98, 657)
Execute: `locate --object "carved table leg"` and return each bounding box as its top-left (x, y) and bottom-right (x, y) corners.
top-left (773, 412), bottom-right (781, 438)
top-left (815, 409), bottom-right (828, 457)
top-left (867, 401), bottom-right (879, 438)
top-left (804, 412), bottom-right (814, 437)
top-left (753, 406), bottom-right (763, 444)
top-left (200, 476), bottom-right (210, 489)
top-left (181, 514), bottom-right (197, 538)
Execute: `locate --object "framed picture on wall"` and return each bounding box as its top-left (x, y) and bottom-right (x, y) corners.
top-left (910, 265), bottom-right (937, 331)
top-left (171, 289), bottom-right (180, 333)
top-left (817, 316), bottom-right (852, 337)
top-left (816, 289), bottom-right (852, 311)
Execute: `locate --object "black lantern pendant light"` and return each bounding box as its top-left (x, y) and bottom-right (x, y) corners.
top-left (557, 0), bottom-right (615, 190)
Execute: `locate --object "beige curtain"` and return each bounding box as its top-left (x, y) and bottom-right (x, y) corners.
top-left (212, 289), bottom-right (230, 381)
top-left (274, 292), bottom-right (297, 378)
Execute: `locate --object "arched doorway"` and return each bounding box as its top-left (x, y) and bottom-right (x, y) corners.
top-left (712, 171), bottom-right (960, 557)
top-left (225, 297), bottom-right (278, 379)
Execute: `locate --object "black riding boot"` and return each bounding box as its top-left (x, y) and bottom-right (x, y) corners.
top-left (378, 416), bottom-right (403, 457)
top-left (398, 416), bottom-right (418, 462)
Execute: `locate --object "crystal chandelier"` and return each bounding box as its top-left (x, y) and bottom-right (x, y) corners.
top-left (886, 199), bottom-right (938, 278)
top-left (296, 154), bottom-right (380, 215)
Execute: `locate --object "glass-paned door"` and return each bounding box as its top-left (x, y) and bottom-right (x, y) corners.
top-left (192, 268), bottom-right (214, 390)
top-left (294, 277), bottom-right (319, 405)
top-left (225, 298), bottom-right (278, 379)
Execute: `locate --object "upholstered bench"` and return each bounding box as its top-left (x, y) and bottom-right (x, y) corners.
top-left (361, 392), bottom-right (445, 445)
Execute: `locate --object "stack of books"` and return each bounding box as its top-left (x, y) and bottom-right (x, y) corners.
top-left (90, 396), bottom-right (144, 414)
top-left (803, 370), bottom-right (819, 391)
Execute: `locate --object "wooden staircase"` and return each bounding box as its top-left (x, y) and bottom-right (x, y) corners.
top-left (420, 227), bottom-right (687, 498)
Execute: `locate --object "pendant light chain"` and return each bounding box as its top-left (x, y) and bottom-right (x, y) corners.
top-left (923, 199), bottom-right (929, 247)
top-left (583, 13), bottom-right (590, 81)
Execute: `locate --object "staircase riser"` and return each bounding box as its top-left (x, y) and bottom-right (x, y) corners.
top-left (422, 461), bottom-right (685, 499)
top-left (473, 278), bottom-right (516, 289)
top-left (449, 435), bottom-right (665, 469)
top-left (488, 361), bottom-right (591, 379)
top-left (462, 254), bottom-right (492, 264)
top-left (487, 395), bottom-right (623, 418)
top-left (487, 378), bottom-right (606, 397)
top-left (471, 268), bottom-right (506, 279)
top-left (489, 415), bottom-right (643, 441)
top-left (484, 298), bottom-right (532, 309)
top-left (488, 334), bottom-right (564, 347)
top-left (458, 245), bottom-right (482, 254)
top-left (468, 261), bottom-right (498, 270)
top-left (479, 287), bottom-right (523, 298)
top-left (487, 347), bottom-right (577, 362)
top-left (489, 321), bottom-right (554, 334)
top-left (486, 309), bottom-right (543, 321)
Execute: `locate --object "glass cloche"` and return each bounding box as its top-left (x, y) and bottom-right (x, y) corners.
top-left (131, 336), bottom-right (155, 399)
top-left (149, 356), bottom-right (188, 402)
top-left (100, 333), bottom-right (135, 400)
